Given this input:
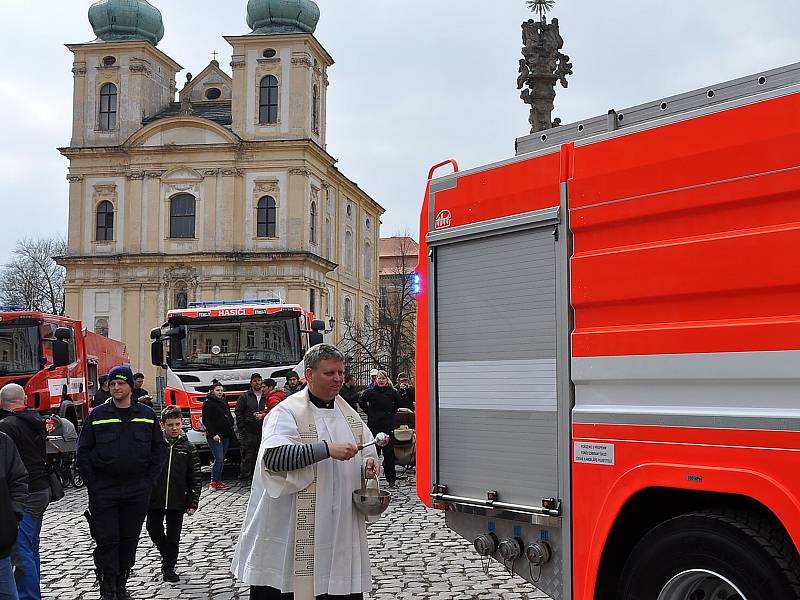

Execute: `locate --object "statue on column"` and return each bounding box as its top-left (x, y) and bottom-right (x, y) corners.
top-left (519, 0), bottom-right (573, 133)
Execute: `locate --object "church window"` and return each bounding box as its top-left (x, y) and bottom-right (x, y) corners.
top-left (96, 200), bottom-right (114, 242)
top-left (205, 87), bottom-right (222, 100)
top-left (257, 196), bottom-right (277, 238)
top-left (310, 201), bottom-right (317, 244)
top-left (102, 56), bottom-right (116, 67)
top-left (170, 194), bottom-right (196, 239)
top-left (259, 75), bottom-right (279, 124)
top-left (312, 84), bottom-right (320, 134)
top-left (343, 297), bottom-right (353, 323)
top-left (309, 288), bottom-right (316, 314)
top-left (263, 48), bottom-right (277, 59)
top-left (344, 231), bottom-right (354, 273)
top-left (99, 83), bottom-right (117, 130)
top-left (324, 217), bottom-right (332, 258)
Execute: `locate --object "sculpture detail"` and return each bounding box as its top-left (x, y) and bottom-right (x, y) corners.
top-left (519, 1), bottom-right (573, 133)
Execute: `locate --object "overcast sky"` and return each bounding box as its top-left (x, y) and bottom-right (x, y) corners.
top-left (1, 1), bottom-right (800, 265)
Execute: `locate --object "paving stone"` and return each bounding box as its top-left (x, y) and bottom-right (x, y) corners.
top-left (39, 465), bottom-right (548, 599)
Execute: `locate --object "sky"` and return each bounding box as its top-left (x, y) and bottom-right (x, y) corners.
top-left (1, 0), bottom-right (800, 265)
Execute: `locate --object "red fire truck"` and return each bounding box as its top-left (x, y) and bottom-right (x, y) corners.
top-left (150, 298), bottom-right (325, 450)
top-left (416, 63), bottom-right (800, 600)
top-left (0, 306), bottom-right (129, 425)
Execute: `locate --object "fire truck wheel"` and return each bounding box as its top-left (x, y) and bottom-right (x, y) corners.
top-left (617, 509), bottom-right (800, 600)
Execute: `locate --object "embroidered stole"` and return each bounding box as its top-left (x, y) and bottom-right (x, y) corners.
top-left (284, 395), bottom-right (364, 600)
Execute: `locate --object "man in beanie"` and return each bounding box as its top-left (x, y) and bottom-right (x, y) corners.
top-left (77, 365), bottom-right (167, 600)
top-left (235, 373), bottom-right (265, 480)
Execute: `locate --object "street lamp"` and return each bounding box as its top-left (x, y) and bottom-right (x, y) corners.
top-left (326, 316), bottom-right (336, 334)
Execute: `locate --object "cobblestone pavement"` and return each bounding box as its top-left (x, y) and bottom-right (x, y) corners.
top-left (40, 466), bottom-right (547, 599)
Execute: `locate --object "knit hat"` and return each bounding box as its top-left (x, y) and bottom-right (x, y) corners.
top-left (108, 365), bottom-right (134, 388)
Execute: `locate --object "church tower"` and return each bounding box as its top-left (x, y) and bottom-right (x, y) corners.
top-left (67, 0), bottom-right (180, 148)
top-left (226, 0), bottom-right (331, 147)
top-left (59, 0), bottom-right (383, 384)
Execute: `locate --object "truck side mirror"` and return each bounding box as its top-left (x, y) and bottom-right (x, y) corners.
top-left (310, 319), bottom-right (326, 332)
top-left (151, 341), bottom-right (165, 368)
top-left (150, 327), bottom-right (162, 341)
top-left (52, 339), bottom-right (70, 368)
top-left (309, 332), bottom-right (324, 346)
top-left (54, 327), bottom-right (72, 341)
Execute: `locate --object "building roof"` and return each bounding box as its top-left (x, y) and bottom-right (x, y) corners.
top-left (379, 237), bottom-right (419, 276)
top-left (142, 101), bottom-right (233, 127)
top-left (247, 0), bottom-right (321, 35)
top-left (88, 0), bottom-right (165, 46)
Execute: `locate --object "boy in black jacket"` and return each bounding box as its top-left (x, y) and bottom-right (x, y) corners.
top-left (146, 406), bottom-right (201, 583)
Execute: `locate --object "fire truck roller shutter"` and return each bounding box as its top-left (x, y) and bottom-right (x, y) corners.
top-left (434, 226), bottom-right (558, 506)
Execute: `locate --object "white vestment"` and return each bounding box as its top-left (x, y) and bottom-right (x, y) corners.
top-left (231, 389), bottom-right (379, 596)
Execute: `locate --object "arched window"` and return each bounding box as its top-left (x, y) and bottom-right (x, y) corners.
top-left (363, 241), bottom-right (373, 280)
top-left (170, 194), bottom-right (196, 239)
top-left (312, 84), bottom-right (320, 134)
top-left (99, 83), bottom-right (117, 130)
top-left (96, 201), bottom-right (114, 241)
top-left (310, 201), bottom-right (317, 245)
top-left (259, 75), bottom-right (279, 124)
top-left (257, 196), bottom-right (277, 238)
top-left (343, 297), bottom-right (353, 323)
top-left (344, 231), bottom-right (354, 272)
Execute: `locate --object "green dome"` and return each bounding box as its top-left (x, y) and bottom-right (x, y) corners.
top-left (247, 0), bottom-right (320, 35)
top-left (88, 0), bottom-right (165, 46)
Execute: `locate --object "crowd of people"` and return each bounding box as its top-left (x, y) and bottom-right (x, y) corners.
top-left (0, 348), bottom-right (415, 600)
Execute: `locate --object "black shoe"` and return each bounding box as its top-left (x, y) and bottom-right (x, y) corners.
top-left (116, 570), bottom-right (133, 600)
top-left (97, 572), bottom-right (116, 600)
top-left (238, 473), bottom-right (252, 480)
top-left (162, 569), bottom-right (180, 583)
top-left (387, 481), bottom-right (396, 488)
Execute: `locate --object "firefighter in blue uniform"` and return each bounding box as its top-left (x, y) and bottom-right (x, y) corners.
top-left (77, 366), bottom-right (167, 600)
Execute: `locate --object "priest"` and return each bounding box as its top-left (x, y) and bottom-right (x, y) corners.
top-left (231, 343), bottom-right (381, 600)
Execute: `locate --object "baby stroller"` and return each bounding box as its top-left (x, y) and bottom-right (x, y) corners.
top-left (46, 415), bottom-right (83, 489)
top-left (392, 408), bottom-right (416, 471)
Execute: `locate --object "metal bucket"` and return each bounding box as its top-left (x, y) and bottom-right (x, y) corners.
top-left (352, 466), bottom-right (390, 517)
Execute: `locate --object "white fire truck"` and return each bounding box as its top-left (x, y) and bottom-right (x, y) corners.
top-left (150, 298), bottom-right (324, 449)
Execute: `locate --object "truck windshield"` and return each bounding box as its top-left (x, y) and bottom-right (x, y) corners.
top-left (0, 323), bottom-right (40, 375)
top-left (169, 317), bottom-right (303, 372)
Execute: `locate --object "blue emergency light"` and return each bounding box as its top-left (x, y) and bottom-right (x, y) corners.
top-left (188, 298), bottom-right (282, 308)
top-left (0, 305), bottom-right (25, 311)
top-left (411, 273), bottom-right (422, 296)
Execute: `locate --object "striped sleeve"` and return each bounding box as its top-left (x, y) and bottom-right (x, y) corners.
top-left (263, 441), bottom-right (330, 473)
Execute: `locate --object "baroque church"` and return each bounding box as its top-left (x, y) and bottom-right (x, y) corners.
top-left (58, 0), bottom-right (384, 380)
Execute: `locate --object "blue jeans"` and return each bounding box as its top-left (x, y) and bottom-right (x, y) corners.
top-left (0, 557), bottom-right (17, 600)
top-left (207, 436), bottom-right (230, 483)
top-left (16, 507), bottom-right (45, 600)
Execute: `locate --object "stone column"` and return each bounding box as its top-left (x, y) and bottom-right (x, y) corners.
top-left (203, 169), bottom-right (219, 253)
top-left (220, 169), bottom-right (241, 251)
top-left (71, 61), bottom-right (87, 147)
top-left (66, 175), bottom-right (85, 255)
top-left (288, 168), bottom-right (309, 249)
top-left (144, 172), bottom-right (162, 252)
top-left (126, 172), bottom-right (145, 254)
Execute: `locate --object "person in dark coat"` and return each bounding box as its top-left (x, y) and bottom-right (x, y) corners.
top-left (0, 431), bottom-right (27, 600)
top-left (146, 406), bottom-right (201, 583)
top-left (358, 371), bottom-right (400, 486)
top-left (131, 373), bottom-right (153, 407)
top-left (339, 374), bottom-right (360, 411)
top-left (395, 375), bottom-right (415, 411)
top-left (92, 376), bottom-right (111, 408)
top-left (202, 380), bottom-right (235, 490)
top-left (0, 383), bottom-right (50, 600)
top-left (282, 371), bottom-right (304, 396)
top-left (235, 374), bottom-right (265, 480)
top-left (76, 365), bottom-right (167, 600)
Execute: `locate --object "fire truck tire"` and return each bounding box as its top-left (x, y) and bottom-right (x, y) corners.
top-left (617, 509), bottom-right (800, 600)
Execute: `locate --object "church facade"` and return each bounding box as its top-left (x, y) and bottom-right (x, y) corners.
top-left (58, 0), bottom-right (383, 380)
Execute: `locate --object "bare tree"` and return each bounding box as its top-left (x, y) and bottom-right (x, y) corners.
top-left (341, 234), bottom-right (418, 383)
top-left (0, 236), bottom-right (67, 315)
